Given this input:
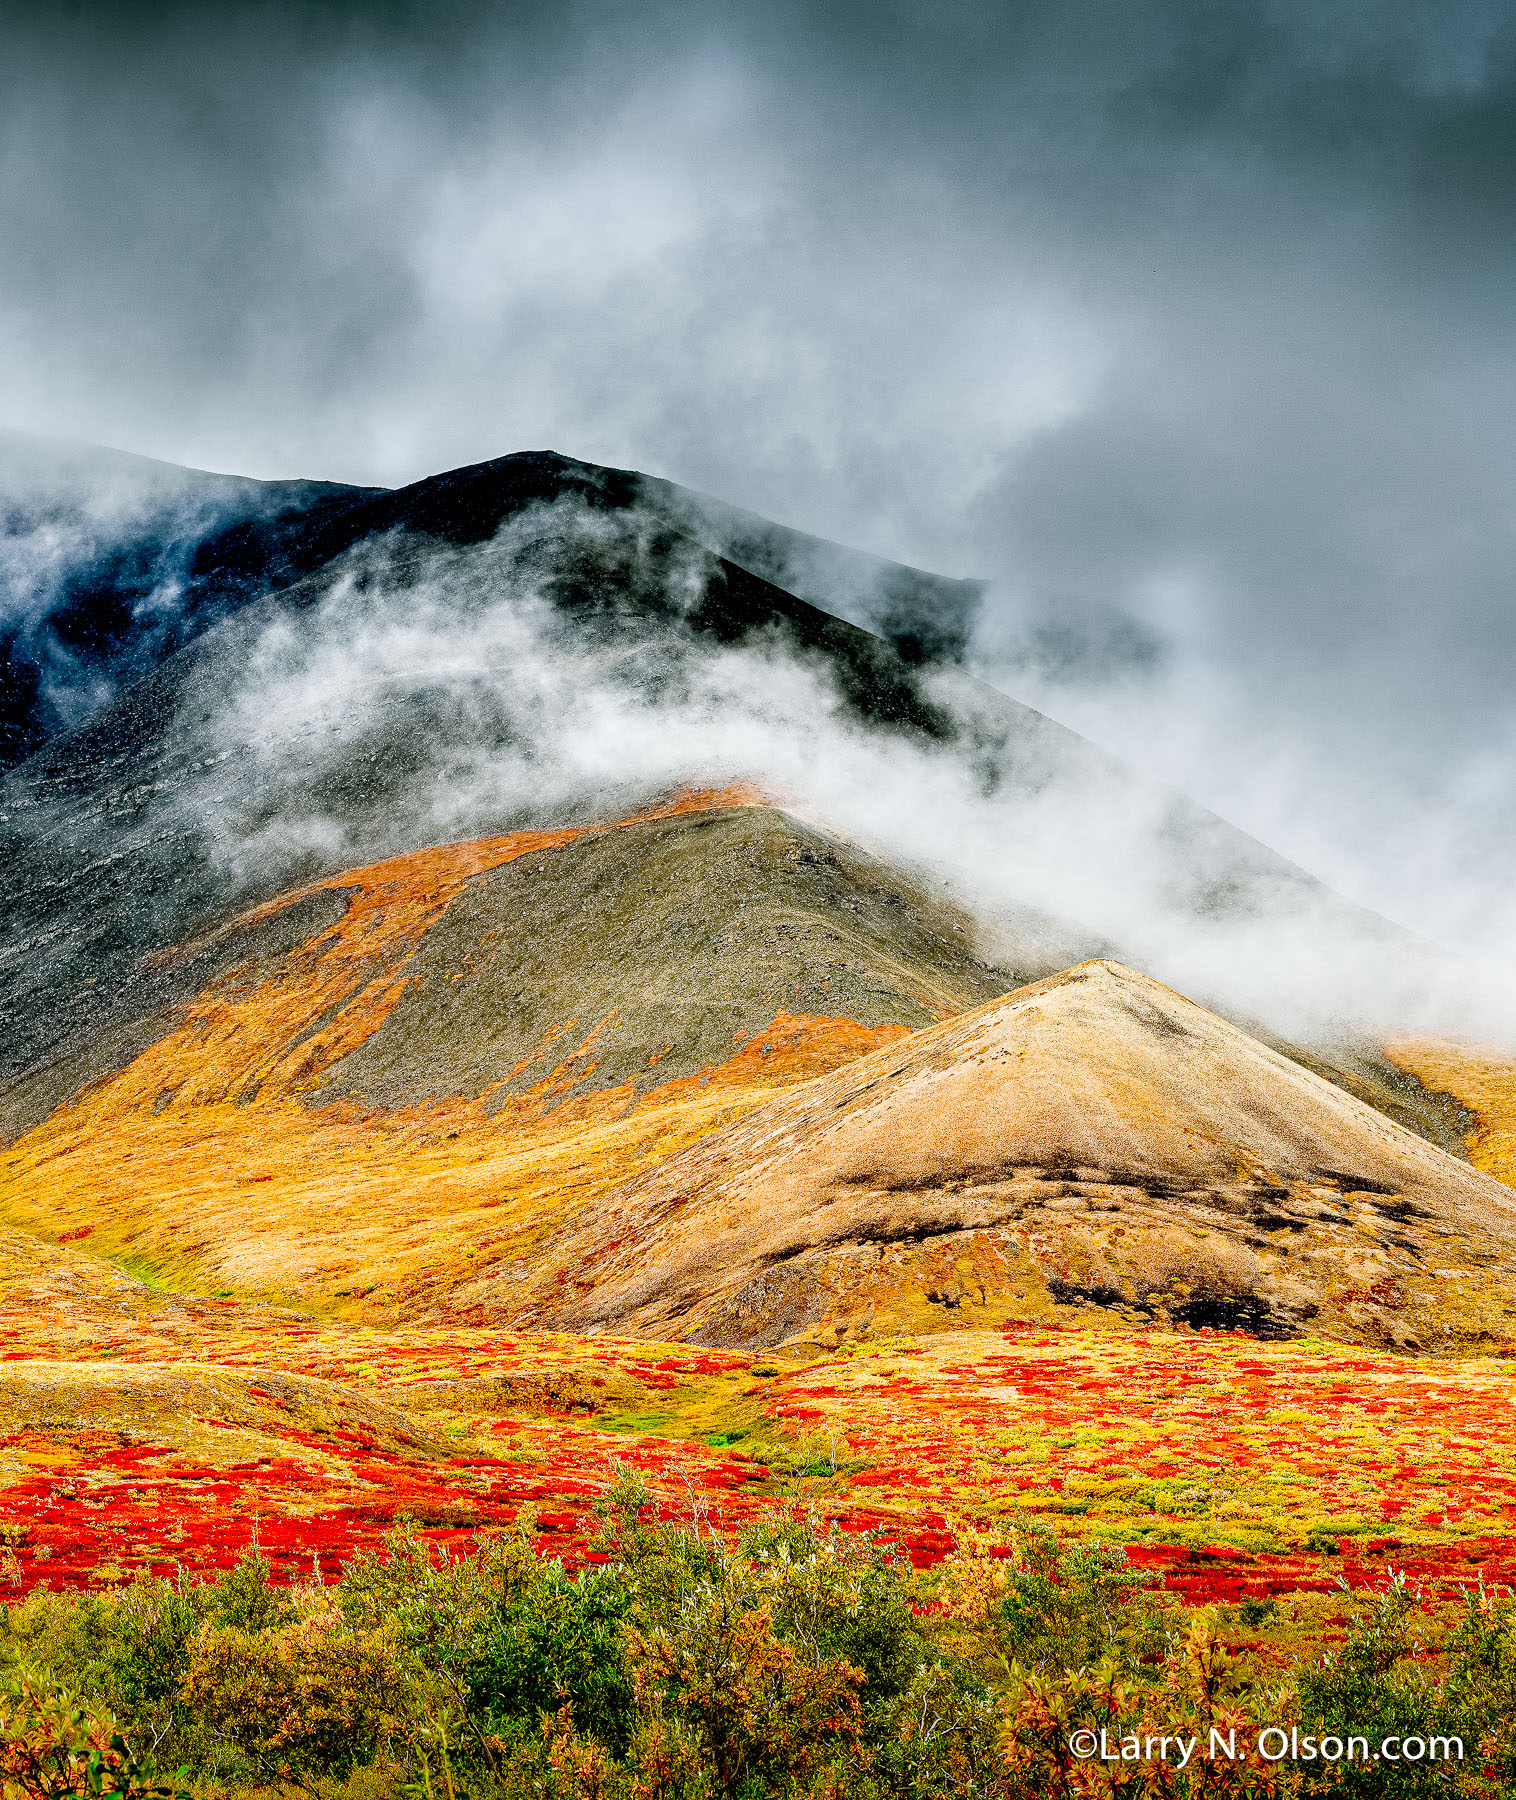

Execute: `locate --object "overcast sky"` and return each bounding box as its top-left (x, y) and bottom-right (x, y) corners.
top-left (5, 0), bottom-right (1516, 953)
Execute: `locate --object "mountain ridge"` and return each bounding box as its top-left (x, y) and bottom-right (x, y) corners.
top-left (0, 438), bottom-right (976, 774)
top-left (0, 447), bottom-right (1413, 1088)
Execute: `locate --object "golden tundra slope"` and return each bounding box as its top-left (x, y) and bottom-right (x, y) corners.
top-left (1387, 1035), bottom-right (1516, 1194)
top-left (0, 798), bottom-right (1027, 1316)
top-left (463, 960), bottom-right (1516, 1353)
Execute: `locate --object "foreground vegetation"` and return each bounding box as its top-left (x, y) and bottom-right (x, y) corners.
top-left (3, 1473), bottom-right (1515, 1800)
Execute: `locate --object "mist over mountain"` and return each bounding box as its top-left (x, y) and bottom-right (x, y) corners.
top-left (5, 437), bottom-right (1489, 1116)
top-left (0, 432), bottom-right (985, 776)
top-left (0, 432), bottom-right (381, 769)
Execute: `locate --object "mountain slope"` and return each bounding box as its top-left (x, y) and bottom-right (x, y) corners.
top-left (0, 429), bottom-right (382, 769)
top-left (0, 449), bottom-right (1410, 1086)
top-left (309, 804), bottom-right (1024, 1112)
top-left (458, 960), bottom-right (1516, 1354)
top-left (0, 801), bottom-right (1050, 1312)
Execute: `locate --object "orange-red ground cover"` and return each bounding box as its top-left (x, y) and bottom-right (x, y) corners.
top-left (775, 1327), bottom-right (1516, 1602)
top-left (1, 1303), bottom-right (1512, 1610)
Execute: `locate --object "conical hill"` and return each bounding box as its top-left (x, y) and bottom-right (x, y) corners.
top-left (474, 960), bottom-right (1516, 1353)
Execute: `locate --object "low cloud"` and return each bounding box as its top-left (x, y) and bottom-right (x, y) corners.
top-left (6, 2), bottom-right (1516, 1030)
top-left (183, 505), bottom-right (1516, 1047)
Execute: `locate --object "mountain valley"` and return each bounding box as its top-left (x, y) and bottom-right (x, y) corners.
top-left (2, 437), bottom-right (1514, 1666)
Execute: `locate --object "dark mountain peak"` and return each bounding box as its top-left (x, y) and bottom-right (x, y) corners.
top-left (0, 439), bottom-right (984, 774)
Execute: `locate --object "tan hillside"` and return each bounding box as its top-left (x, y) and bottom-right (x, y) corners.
top-left (461, 960), bottom-right (1516, 1353)
top-left (0, 1361), bottom-right (441, 1466)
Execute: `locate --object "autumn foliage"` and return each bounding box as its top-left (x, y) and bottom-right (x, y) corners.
top-left (0, 1678), bottom-right (186, 1800)
top-left (3, 1503), bottom-right (1516, 1798)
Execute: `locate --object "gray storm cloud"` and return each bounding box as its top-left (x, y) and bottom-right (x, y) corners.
top-left (3, 1), bottom-right (1516, 963)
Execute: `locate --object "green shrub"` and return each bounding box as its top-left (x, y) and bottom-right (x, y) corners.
top-left (744, 1516), bottom-right (921, 1693)
top-left (1291, 1574), bottom-right (1504, 1798)
top-left (938, 1523), bottom-right (1167, 1682)
top-left (180, 1603), bottom-right (406, 1792)
top-left (864, 1656), bottom-right (1004, 1800)
top-left (198, 1549), bottom-right (291, 1636)
top-left (11, 1514), bottom-right (1516, 1799)
top-left (341, 1526), bottom-right (635, 1763)
top-left (1443, 1577), bottom-right (1516, 1792)
top-left (628, 1588), bottom-right (862, 1799)
top-left (0, 1576), bottom-right (203, 1768)
top-left (467, 1561), bottom-right (633, 1750)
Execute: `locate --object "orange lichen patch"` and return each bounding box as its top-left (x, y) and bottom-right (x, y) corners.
top-left (387, 1007), bottom-right (906, 1136)
top-left (637, 780), bottom-right (770, 819)
top-left (1383, 1035), bottom-right (1516, 1187)
top-left (124, 832), bottom-right (588, 1109)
